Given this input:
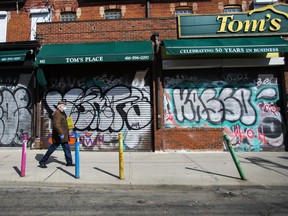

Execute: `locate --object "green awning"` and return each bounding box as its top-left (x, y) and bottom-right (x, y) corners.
top-left (36, 41), bottom-right (154, 65)
top-left (36, 67), bottom-right (47, 88)
top-left (0, 50), bottom-right (29, 63)
top-left (163, 37), bottom-right (288, 55)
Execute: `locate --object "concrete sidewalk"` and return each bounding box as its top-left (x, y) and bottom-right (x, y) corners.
top-left (0, 148), bottom-right (288, 188)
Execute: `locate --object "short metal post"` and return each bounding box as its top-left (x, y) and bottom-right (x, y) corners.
top-left (224, 135), bottom-right (247, 180)
top-left (118, 133), bottom-right (124, 180)
top-left (20, 133), bottom-right (28, 177)
top-left (75, 131), bottom-right (80, 179)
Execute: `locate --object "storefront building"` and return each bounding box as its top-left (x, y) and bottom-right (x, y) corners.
top-left (34, 40), bottom-right (155, 151)
top-left (34, 12), bottom-right (175, 151)
top-left (2, 0), bottom-right (287, 152)
top-left (157, 3), bottom-right (288, 152)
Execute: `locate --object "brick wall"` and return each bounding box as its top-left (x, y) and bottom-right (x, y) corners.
top-left (6, 12), bottom-right (30, 42)
top-left (149, 0), bottom-right (250, 17)
top-left (4, 0), bottom-right (45, 42)
top-left (4, 0), bottom-right (248, 42)
top-left (162, 128), bottom-right (224, 151)
top-left (77, 4), bottom-right (146, 21)
top-left (36, 18), bottom-right (177, 44)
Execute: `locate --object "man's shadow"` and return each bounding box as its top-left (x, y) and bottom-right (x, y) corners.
top-left (13, 154), bottom-right (65, 177)
top-left (35, 153), bottom-right (66, 166)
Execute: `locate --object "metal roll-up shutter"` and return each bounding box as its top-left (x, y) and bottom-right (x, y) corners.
top-left (0, 70), bottom-right (33, 147)
top-left (163, 67), bottom-right (285, 151)
top-left (41, 65), bottom-right (153, 151)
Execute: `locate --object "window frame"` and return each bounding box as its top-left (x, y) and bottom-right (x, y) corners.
top-left (223, 4), bottom-right (242, 13)
top-left (104, 9), bottom-right (121, 20)
top-left (61, 12), bottom-right (77, 22)
top-left (175, 6), bottom-right (193, 17)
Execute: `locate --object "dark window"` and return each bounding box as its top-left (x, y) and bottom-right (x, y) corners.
top-left (224, 5), bottom-right (242, 13)
top-left (175, 7), bottom-right (192, 17)
top-left (104, 9), bottom-right (121, 20)
top-left (61, 12), bottom-right (76, 22)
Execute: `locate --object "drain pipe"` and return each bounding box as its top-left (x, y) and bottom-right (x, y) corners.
top-left (16, 1), bottom-right (19, 14)
top-left (146, 0), bottom-right (150, 18)
top-left (152, 32), bottom-right (161, 129)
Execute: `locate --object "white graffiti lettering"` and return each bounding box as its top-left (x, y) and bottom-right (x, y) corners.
top-left (45, 85), bottom-right (152, 132)
top-left (0, 86), bottom-right (31, 146)
top-left (171, 87), bottom-right (277, 126)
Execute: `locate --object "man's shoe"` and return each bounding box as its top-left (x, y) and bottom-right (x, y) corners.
top-left (39, 162), bottom-right (47, 168)
top-left (66, 163), bottom-right (75, 166)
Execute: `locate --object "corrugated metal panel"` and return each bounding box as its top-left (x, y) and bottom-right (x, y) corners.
top-left (163, 67), bottom-right (285, 151)
top-left (41, 67), bottom-right (153, 151)
top-left (0, 71), bottom-right (33, 147)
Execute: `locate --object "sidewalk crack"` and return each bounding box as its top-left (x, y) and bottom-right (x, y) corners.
top-left (43, 167), bottom-right (61, 182)
top-left (182, 154), bottom-right (220, 181)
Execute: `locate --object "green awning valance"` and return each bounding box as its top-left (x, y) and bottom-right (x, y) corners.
top-left (163, 37), bottom-right (288, 55)
top-left (36, 67), bottom-right (47, 88)
top-left (0, 50), bottom-right (29, 63)
top-left (36, 41), bottom-right (154, 65)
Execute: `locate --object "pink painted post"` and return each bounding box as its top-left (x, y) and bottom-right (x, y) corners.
top-left (20, 133), bottom-right (28, 177)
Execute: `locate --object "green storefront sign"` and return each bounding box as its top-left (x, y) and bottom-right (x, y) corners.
top-left (35, 41), bottom-right (154, 65)
top-left (178, 3), bottom-right (288, 38)
top-left (162, 37), bottom-right (288, 55)
top-left (0, 50), bottom-right (28, 63)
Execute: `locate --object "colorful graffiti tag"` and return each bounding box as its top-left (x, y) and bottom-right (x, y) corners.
top-left (163, 71), bottom-right (284, 151)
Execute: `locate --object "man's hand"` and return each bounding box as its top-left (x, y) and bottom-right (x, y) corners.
top-left (60, 135), bottom-right (64, 140)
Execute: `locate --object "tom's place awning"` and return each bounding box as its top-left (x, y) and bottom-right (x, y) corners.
top-left (35, 41), bottom-right (154, 65)
top-left (0, 50), bottom-right (29, 63)
top-left (162, 37), bottom-right (288, 55)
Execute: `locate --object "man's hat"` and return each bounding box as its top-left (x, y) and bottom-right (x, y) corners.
top-left (57, 101), bottom-right (66, 105)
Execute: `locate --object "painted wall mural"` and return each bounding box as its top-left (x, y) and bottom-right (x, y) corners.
top-left (163, 69), bottom-right (285, 151)
top-left (0, 84), bottom-right (32, 146)
top-left (42, 70), bottom-right (152, 151)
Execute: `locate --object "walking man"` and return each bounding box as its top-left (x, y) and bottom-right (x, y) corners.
top-left (39, 101), bottom-right (74, 168)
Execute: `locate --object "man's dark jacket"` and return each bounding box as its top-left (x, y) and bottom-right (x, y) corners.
top-left (52, 108), bottom-right (69, 144)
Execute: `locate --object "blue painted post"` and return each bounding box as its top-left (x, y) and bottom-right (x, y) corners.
top-left (75, 131), bottom-right (80, 179)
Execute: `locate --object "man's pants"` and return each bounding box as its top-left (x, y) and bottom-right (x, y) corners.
top-left (40, 142), bottom-right (73, 164)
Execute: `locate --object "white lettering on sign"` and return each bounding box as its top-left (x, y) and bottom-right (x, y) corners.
top-left (124, 56), bottom-right (150, 61)
top-left (0, 57), bottom-right (22, 62)
top-left (178, 47), bottom-right (280, 54)
top-left (65, 57), bottom-right (84, 63)
top-left (65, 56), bottom-right (104, 63)
top-left (85, 56), bottom-right (103, 62)
top-left (223, 48), bottom-right (245, 53)
top-left (180, 49), bottom-right (214, 54)
top-left (252, 48), bottom-right (279, 53)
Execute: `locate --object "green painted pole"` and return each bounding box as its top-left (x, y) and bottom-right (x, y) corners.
top-left (223, 135), bottom-right (247, 180)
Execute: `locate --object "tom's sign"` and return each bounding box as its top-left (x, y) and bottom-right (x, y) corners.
top-left (178, 3), bottom-right (288, 38)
